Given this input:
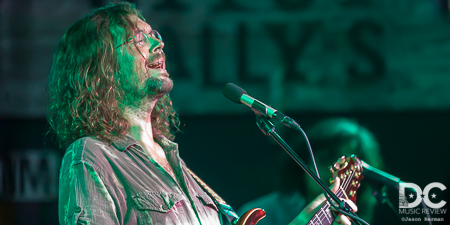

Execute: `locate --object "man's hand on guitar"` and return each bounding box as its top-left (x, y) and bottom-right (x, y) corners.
top-left (289, 177), bottom-right (358, 225)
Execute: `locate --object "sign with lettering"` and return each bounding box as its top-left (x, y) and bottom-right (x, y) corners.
top-left (0, 149), bottom-right (60, 202)
top-left (1, 0), bottom-right (450, 116)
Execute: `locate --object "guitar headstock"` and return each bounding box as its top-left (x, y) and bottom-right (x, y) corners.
top-left (328, 154), bottom-right (363, 203)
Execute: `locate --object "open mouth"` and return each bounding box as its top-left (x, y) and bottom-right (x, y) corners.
top-left (147, 61), bottom-right (164, 69)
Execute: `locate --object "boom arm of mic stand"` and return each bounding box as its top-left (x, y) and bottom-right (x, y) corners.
top-left (255, 116), bottom-right (354, 213)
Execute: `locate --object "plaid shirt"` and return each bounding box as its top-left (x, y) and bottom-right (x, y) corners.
top-left (58, 135), bottom-right (222, 225)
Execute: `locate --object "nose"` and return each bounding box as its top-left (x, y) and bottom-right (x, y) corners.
top-left (151, 40), bottom-right (164, 54)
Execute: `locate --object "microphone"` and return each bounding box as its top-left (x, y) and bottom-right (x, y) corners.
top-left (222, 83), bottom-right (300, 131)
top-left (361, 160), bottom-right (402, 190)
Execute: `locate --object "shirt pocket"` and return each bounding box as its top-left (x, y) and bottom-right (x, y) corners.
top-left (72, 206), bottom-right (85, 225)
top-left (132, 191), bottom-right (184, 213)
top-left (196, 194), bottom-right (218, 212)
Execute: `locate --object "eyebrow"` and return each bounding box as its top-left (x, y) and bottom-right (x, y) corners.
top-left (137, 26), bottom-right (151, 33)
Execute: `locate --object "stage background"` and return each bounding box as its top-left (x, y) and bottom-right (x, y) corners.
top-left (1, 0), bottom-right (450, 224)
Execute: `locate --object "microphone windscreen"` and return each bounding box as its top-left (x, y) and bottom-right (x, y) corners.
top-left (222, 83), bottom-right (247, 104)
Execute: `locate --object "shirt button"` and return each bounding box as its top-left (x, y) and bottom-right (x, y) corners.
top-left (75, 207), bottom-right (82, 213)
top-left (162, 205), bottom-right (169, 210)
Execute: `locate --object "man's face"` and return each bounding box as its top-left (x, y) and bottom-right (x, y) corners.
top-left (119, 16), bottom-right (173, 105)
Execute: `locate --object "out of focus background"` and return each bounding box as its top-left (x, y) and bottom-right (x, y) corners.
top-left (1, 0), bottom-right (450, 224)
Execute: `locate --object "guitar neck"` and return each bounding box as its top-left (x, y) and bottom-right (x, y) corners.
top-left (306, 201), bottom-right (335, 225)
top-left (306, 155), bottom-right (363, 225)
top-left (235, 155), bottom-right (363, 225)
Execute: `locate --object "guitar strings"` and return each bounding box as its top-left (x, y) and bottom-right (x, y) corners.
top-left (307, 169), bottom-right (356, 225)
top-left (308, 170), bottom-right (354, 225)
top-left (309, 169), bottom-right (355, 224)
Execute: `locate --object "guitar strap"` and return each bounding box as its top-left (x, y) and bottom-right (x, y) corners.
top-left (187, 168), bottom-right (240, 225)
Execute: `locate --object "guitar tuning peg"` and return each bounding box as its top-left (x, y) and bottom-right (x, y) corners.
top-left (329, 166), bottom-right (335, 174)
top-left (350, 165), bottom-right (355, 171)
top-left (345, 170), bottom-right (350, 175)
top-left (334, 162), bottom-right (340, 170)
top-left (340, 174), bottom-right (345, 180)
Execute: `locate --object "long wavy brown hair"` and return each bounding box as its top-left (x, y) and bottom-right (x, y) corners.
top-left (48, 2), bottom-right (180, 149)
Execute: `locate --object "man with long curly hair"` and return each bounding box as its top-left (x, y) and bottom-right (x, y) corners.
top-left (48, 2), bottom-right (356, 225)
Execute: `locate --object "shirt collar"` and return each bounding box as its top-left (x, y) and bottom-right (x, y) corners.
top-left (157, 135), bottom-right (179, 152)
top-left (111, 134), bottom-right (179, 152)
top-left (111, 134), bottom-right (138, 152)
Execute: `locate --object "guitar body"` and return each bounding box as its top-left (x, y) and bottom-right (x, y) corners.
top-left (235, 208), bottom-right (266, 225)
top-left (235, 155), bottom-right (363, 225)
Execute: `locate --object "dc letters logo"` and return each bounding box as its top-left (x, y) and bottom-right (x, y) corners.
top-left (399, 182), bottom-right (446, 209)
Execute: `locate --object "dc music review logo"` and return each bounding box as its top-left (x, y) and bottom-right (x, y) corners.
top-left (399, 182), bottom-right (446, 209)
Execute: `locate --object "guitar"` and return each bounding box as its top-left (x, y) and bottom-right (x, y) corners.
top-left (236, 155), bottom-right (364, 225)
top-left (306, 154), bottom-right (364, 225)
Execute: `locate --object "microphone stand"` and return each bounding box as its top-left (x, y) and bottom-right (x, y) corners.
top-left (370, 184), bottom-right (403, 222)
top-left (361, 160), bottom-right (432, 225)
top-left (254, 115), bottom-right (363, 224)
